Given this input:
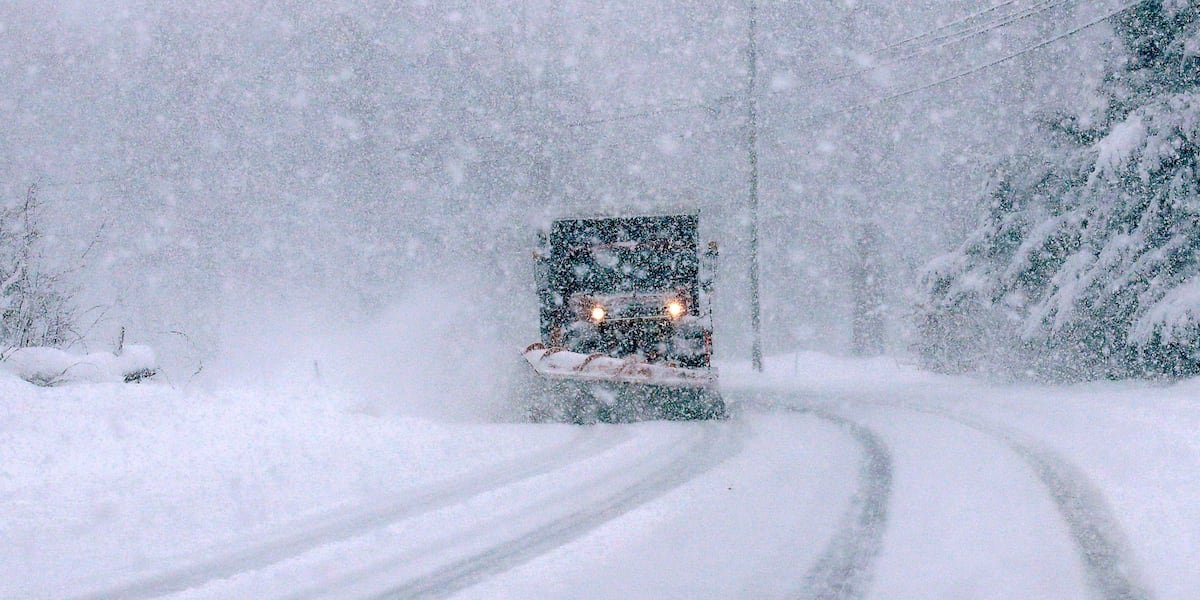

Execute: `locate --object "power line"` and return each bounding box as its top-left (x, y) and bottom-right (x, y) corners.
top-left (395, 94), bottom-right (728, 155)
top-left (397, 0), bottom-right (1095, 162)
top-left (800, 1), bottom-right (1138, 125)
top-left (564, 98), bottom-right (730, 128)
top-left (36, 2), bottom-right (1135, 190)
top-left (403, 123), bottom-right (743, 179)
top-left (38, 173), bottom-right (135, 189)
top-left (804, 0), bottom-right (1079, 89)
top-left (790, 0), bottom-right (1049, 82)
top-left (573, 95), bottom-right (720, 121)
top-left (564, 0), bottom-right (1103, 132)
top-left (891, 0), bottom-right (1069, 53)
top-left (879, 0), bottom-right (1025, 55)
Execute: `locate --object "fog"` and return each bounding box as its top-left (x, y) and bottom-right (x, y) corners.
top-left (1, 0), bottom-right (1119, 412)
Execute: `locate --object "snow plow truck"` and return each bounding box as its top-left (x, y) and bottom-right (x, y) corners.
top-left (521, 213), bottom-right (725, 423)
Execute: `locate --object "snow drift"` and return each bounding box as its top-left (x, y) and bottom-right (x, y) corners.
top-left (1, 345), bottom-right (156, 386)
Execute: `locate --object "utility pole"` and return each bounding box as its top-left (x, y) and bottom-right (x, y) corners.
top-left (747, 0), bottom-right (764, 372)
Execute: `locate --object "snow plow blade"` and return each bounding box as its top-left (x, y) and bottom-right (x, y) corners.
top-left (519, 344), bottom-right (725, 424)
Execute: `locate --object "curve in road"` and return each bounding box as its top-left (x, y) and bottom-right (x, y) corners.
top-left (895, 402), bottom-right (1152, 600)
top-left (795, 392), bottom-right (1151, 600)
top-left (743, 395), bottom-right (894, 600)
top-left (795, 406), bottom-right (893, 600)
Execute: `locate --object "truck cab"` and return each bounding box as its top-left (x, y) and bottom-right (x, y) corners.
top-left (535, 214), bottom-right (716, 368)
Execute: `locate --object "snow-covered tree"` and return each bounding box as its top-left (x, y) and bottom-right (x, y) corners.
top-left (0, 183), bottom-right (78, 350)
top-left (917, 1), bottom-right (1200, 379)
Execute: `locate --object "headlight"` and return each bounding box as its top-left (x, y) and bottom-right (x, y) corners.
top-left (665, 299), bottom-right (685, 320)
top-left (589, 305), bottom-right (607, 323)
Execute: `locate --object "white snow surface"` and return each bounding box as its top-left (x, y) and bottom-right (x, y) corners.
top-left (2, 353), bottom-right (1197, 599)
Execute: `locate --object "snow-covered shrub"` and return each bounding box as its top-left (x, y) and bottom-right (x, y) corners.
top-left (918, 1), bottom-right (1200, 379)
top-left (0, 183), bottom-right (80, 350)
top-left (1, 345), bottom-right (157, 386)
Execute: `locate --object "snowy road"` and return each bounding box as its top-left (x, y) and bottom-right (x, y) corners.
top-left (82, 426), bottom-right (633, 599)
top-left (754, 394), bottom-right (1150, 600)
top-left (868, 399), bottom-right (1149, 600)
top-left (125, 418), bottom-right (747, 599)
top-left (7, 355), bottom-right (1194, 599)
top-left (75, 396), bottom-right (1141, 599)
top-left (463, 393), bottom-right (1154, 600)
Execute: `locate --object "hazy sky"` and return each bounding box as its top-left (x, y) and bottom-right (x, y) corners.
top-left (0, 0), bottom-right (1120, 377)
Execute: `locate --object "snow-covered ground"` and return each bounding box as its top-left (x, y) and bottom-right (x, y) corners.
top-left (2, 353), bottom-right (1197, 599)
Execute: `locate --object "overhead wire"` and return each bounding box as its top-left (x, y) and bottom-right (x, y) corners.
top-left (563, 96), bottom-right (736, 128)
top-left (39, 1), bottom-right (1138, 189)
top-left (394, 93), bottom-right (730, 155)
top-left (789, 0), bottom-right (1056, 82)
top-left (797, 1), bottom-right (1140, 125)
top-left (802, 0), bottom-right (1080, 88)
top-left (890, 0), bottom-right (1070, 52)
top-left (404, 121), bottom-right (743, 179)
top-left (375, 0), bottom-right (1107, 148)
top-left (564, 0), bottom-right (1097, 126)
top-left (877, 0), bottom-right (1025, 55)
top-left (570, 0), bottom-right (1131, 130)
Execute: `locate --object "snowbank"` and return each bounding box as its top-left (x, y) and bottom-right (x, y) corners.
top-left (0, 373), bottom-right (577, 598)
top-left (720, 350), bottom-right (937, 396)
top-left (4, 350), bottom-right (1198, 598)
top-left (1, 345), bottom-right (157, 385)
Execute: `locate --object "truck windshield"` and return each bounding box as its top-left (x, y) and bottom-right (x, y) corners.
top-left (566, 242), bottom-right (694, 293)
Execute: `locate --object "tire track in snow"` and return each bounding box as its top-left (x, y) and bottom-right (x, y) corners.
top-left (77, 426), bottom-right (629, 600)
top-left (764, 399), bottom-right (892, 600)
top-left (353, 421), bottom-right (744, 599)
top-left (889, 401), bottom-right (1152, 600)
